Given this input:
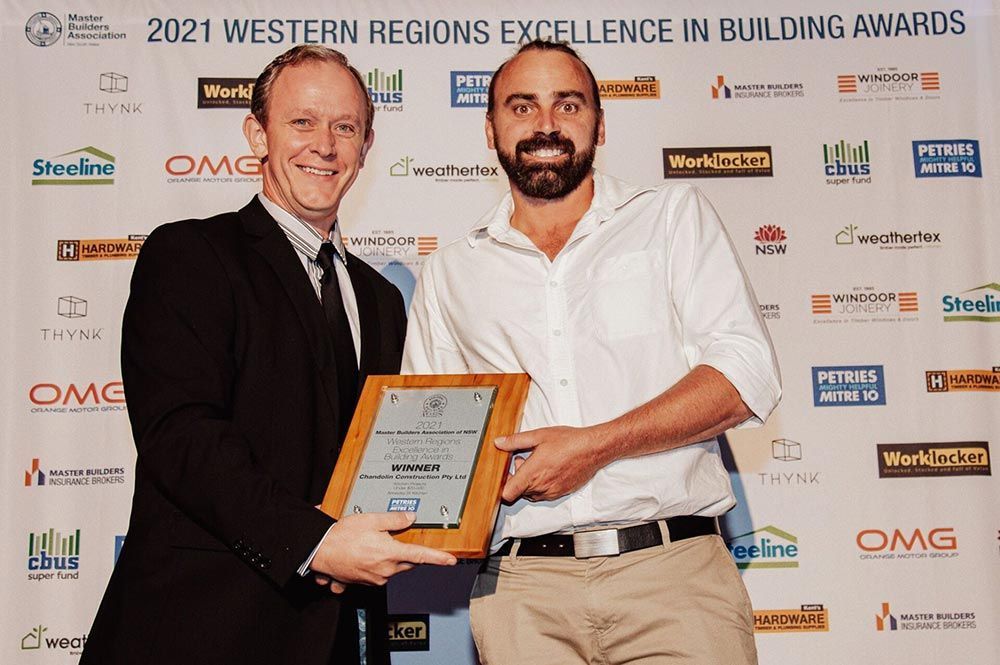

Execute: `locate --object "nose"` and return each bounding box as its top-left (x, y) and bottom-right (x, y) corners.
top-left (311, 126), bottom-right (338, 159)
top-left (533, 107), bottom-right (560, 135)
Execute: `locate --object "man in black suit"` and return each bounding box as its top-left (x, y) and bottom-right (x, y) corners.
top-left (82, 45), bottom-right (456, 665)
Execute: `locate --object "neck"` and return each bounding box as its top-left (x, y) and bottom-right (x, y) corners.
top-left (509, 174), bottom-right (595, 261)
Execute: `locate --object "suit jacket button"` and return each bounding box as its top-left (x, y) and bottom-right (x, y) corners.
top-left (259, 558), bottom-right (271, 570)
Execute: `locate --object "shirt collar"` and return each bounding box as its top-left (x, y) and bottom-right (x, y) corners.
top-left (465, 170), bottom-right (656, 247)
top-left (257, 193), bottom-right (347, 264)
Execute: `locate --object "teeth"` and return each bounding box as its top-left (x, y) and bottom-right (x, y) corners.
top-left (300, 166), bottom-right (336, 176)
top-left (529, 148), bottom-right (565, 158)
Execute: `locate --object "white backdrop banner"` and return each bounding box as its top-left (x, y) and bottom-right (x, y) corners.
top-left (2, 1), bottom-right (998, 663)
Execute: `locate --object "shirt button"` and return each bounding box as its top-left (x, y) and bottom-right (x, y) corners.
top-left (549, 280), bottom-right (558, 287)
top-left (559, 379), bottom-right (569, 387)
top-left (553, 329), bottom-right (562, 336)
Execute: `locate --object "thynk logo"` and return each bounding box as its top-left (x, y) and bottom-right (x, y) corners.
top-left (942, 283), bottom-right (1000, 322)
top-left (27, 528), bottom-right (80, 575)
top-left (99, 72), bottom-right (127, 93)
top-left (876, 603), bottom-right (898, 631)
top-left (726, 525), bottom-right (799, 569)
top-left (58, 296), bottom-right (87, 319)
top-left (754, 225), bottom-right (787, 255)
top-left (367, 68), bottom-right (403, 107)
top-left (32, 146), bottom-right (115, 185)
top-left (25, 458), bottom-right (46, 486)
top-left (772, 439), bottom-right (801, 461)
top-left (913, 139), bottom-right (981, 178)
top-left (25, 12), bottom-right (62, 46)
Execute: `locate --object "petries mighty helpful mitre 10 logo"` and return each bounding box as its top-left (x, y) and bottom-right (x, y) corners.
top-left (856, 527), bottom-right (958, 561)
top-left (877, 441), bottom-right (991, 478)
top-left (198, 77), bottom-right (256, 108)
top-left (942, 283), bottom-right (1000, 323)
top-left (875, 602), bottom-right (976, 632)
top-left (662, 146), bottom-right (773, 179)
top-left (811, 287), bottom-right (918, 324)
top-left (837, 67), bottom-right (940, 101)
top-left (913, 139), bottom-right (981, 178)
top-left (754, 605), bottom-right (828, 633)
top-left (450, 71), bottom-right (491, 107)
top-left (599, 76), bottom-right (660, 100)
top-left (726, 525), bottom-right (799, 569)
top-left (57, 236), bottom-right (145, 261)
top-left (387, 614), bottom-right (429, 651)
top-left (710, 74), bottom-right (804, 100)
top-left (32, 146), bottom-right (115, 185)
top-left (27, 528), bottom-right (81, 581)
top-left (926, 367), bottom-right (1000, 393)
top-left (812, 365), bottom-right (885, 407)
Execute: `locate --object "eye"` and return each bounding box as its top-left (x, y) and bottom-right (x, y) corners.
top-left (512, 104), bottom-right (532, 115)
top-left (334, 123), bottom-right (358, 137)
top-left (291, 118), bottom-right (312, 128)
top-left (559, 102), bottom-right (579, 114)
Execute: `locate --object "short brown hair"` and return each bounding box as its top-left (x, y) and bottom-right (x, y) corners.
top-left (486, 40), bottom-right (602, 117)
top-left (251, 45), bottom-right (374, 136)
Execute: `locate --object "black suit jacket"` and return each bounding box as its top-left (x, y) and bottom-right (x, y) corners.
top-left (82, 198), bottom-right (406, 665)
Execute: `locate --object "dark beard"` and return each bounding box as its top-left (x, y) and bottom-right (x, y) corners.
top-left (495, 132), bottom-right (596, 200)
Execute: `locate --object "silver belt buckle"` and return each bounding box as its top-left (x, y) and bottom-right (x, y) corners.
top-left (572, 528), bottom-right (620, 558)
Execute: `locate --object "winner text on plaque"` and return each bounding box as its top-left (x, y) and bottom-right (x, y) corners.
top-left (321, 374), bottom-right (529, 558)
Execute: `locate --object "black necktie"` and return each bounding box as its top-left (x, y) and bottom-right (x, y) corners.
top-left (316, 242), bottom-right (359, 431)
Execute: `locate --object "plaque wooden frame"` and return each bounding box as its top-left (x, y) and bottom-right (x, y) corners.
top-left (321, 373), bottom-right (530, 558)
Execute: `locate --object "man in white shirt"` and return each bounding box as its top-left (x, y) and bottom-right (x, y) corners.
top-left (403, 40), bottom-right (780, 664)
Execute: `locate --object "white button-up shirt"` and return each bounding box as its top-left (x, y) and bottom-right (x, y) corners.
top-left (402, 171), bottom-right (781, 545)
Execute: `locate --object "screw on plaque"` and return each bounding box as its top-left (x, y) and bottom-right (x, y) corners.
top-left (353, 505), bottom-right (362, 514)
top-left (474, 392), bottom-right (482, 403)
top-left (440, 505), bottom-right (449, 521)
top-left (390, 393), bottom-right (399, 404)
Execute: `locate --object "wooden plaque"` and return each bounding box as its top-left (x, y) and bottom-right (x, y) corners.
top-left (321, 373), bottom-right (529, 558)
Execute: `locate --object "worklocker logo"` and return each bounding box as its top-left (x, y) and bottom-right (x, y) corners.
top-left (913, 140), bottom-right (981, 178)
top-left (198, 77), bottom-right (255, 108)
top-left (942, 283), bottom-right (1000, 322)
top-left (450, 71), bottom-right (491, 107)
top-left (834, 224), bottom-right (941, 250)
top-left (838, 68), bottom-right (940, 101)
top-left (754, 605), bottom-right (828, 633)
top-left (27, 528), bottom-right (81, 580)
top-left (925, 368), bottom-right (1000, 393)
top-left (856, 527), bottom-right (958, 560)
top-left (710, 74), bottom-right (804, 100)
top-left (388, 156), bottom-right (499, 182)
top-left (32, 146), bottom-right (115, 185)
top-left (387, 614), bottom-right (429, 651)
top-left (367, 67), bottom-right (404, 110)
top-left (822, 139), bottom-right (871, 185)
top-left (875, 603), bottom-right (976, 631)
top-left (726, 525), bottom-right (799, 569)
top-left (599, 76), bottom-right (660, 99)
top-left (811, 288), bottom-right (918, 324)
top-left (754, 225), bottom-right (787, 256)
top-left (877, 442), bottom-right (991, 478)
top-left (812, 365), bottom-right (885, 406)
top-left (56, 236), bottom-right (145, 261)
top-left (165, 154), bottom-right (261, 183)
top-left (662, 146), bottom-right (772, 178)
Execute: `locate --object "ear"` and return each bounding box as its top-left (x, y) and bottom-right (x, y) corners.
top-left (359, 128), bottom-right (375, 168)
top-left (485, 115), bottom-right (496, 150)
top-left (596, 109), bottom-right (606, 147)
top-left (243, 114), bottom-right (268, 161)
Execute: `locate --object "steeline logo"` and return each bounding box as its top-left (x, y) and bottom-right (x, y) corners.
top-left (726, 525), bottom-right (799, 569)
top-left (57, 237), bottom-right (145, 262)
top-left (926, 367), bottom-right (1000, 393)
top-left (387, 614), bottom-right (430, 651)
top-left (942, 283), bottom-right (1000, 322)
top-left (913, 139), bottom-right (981, 178)
top-left (32, 146), bottom-right (115, 185)
top-left (835, 224), bottom-right (941, 250)
top-left (198, 77), bottom-right (255, 108)
top-left (663, 146), bottom-right (773, 179)
top-left (27, 528), bottom-right (81, 580)
top-left (877, 441), bottom-right (991, 478)
top-left (812, 365), bottom-right (885, 406)
top-left (876, 602), bottom-right (976, 631)
top-left (388, 156), bottom-right (499, 182)
top-left (711, 74), bottom-right (803, 100)
top-left (754, 605), bottom-right (828, 633)
top-left (367, 67), bottom-right (404, 110)
top-left (451, 71), bottom-right (491, 107)
top-left (599, 76), bottom-right (660, 99)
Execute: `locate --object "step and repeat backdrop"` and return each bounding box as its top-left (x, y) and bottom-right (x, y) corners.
top-left (2, 0), bottom-right (998, 663)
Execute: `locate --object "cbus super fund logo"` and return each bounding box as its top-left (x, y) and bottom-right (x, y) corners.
top-left (812, 365), bottom-right (885, 406)
top-left (663, 146), bottom-right (772, 179)
top-left (913, 140), bottom-right (981, 178)
top-left (877, 442), bottom-right (991, 478)
top-left (32, 146), bottom-right (115, 185)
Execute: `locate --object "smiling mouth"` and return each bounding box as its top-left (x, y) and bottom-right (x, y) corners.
top-left (299, 165), bottom-right (338, 176)
top-left (525, 148), bottom-right (567, 159)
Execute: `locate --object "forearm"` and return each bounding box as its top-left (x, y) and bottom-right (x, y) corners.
top-left (591, 365), bottom-right (752, 465)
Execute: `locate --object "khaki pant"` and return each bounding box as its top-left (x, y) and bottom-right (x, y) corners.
top-left (470, 531), bottom-right (757, 665)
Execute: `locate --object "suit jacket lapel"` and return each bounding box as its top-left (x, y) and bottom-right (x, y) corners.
top-left (347, 253), bottom-right (381, 388)
top-left (238, 198), bottom-right (342, 425)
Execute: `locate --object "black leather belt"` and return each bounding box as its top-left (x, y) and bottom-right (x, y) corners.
top-left (494, 516), bottom-right (719, 559)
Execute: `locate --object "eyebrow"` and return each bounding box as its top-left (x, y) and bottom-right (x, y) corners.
top-left (503, 90), bottom-right (588, 106)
